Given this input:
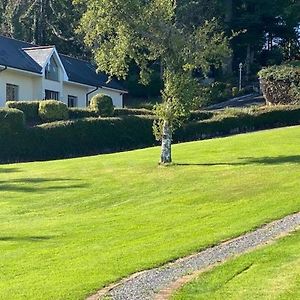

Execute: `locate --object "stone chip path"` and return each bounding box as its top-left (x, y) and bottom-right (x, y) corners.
top-left (87, 212), bottom-right (300, 300)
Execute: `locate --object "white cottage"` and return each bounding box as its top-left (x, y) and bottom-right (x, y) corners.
top-left (0, 35), bottom-right (127, 108)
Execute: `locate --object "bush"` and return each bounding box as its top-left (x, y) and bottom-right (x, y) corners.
top-left (6, 101), bottom-right (40, 122)
top-left (175, 105), bottom-right (300, 142)
top-left (258, 65), bottom-right (300, 105)
top-left (189, 110), bottom-right (214, 121)
top-left (0, 115), bottom-right (155, 163)
top-left (90, 94), bottom-right (114, 116)
top-left (39, 100), bottom-right (69, 122)
top-left (207, 82), bottom-right (232, 104)
top-left (232, 87), bottom-right (239, 97)
top-left (68, 108), bottom-right (98, 119)
top-left (2, 105), bottom-right (300, 163)
top-left (0, 108), bottom-right (24, 134)
top-left (114, 108), bottom-right (154, 116)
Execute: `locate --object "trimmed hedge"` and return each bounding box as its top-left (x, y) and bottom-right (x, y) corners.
top-left (90, 94), bottom-right (114, 117)
top-left (2, 105), bottom-right (300, 163)
top-left (175, 105), bottom-right (300, 142)
top-left (39, 100), bottom-right (69, 122)
top-left (0, 108), bottom-right (24, 134)
top-left (189, 110), bottom-right (214, 121)
top-left (114, 108), bottom-right (154, 116)
top-left (0, 115), bottom-right (155, 162)
top-left (6, 101), bottom-right (40, 122)
top-left (68, 108), bottom-right (98, 119)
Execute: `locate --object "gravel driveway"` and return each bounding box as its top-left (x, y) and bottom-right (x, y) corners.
top-left (87, 212), bottom-right (300, 300)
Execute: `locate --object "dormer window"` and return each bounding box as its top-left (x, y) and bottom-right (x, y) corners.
top-left (45, 56), bottom-right (59, 81)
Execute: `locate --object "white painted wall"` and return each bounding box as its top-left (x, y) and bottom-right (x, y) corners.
top-left (0, 68), bottom-right (42, 106)
top-left (88, 87), bottom-right (124, 108)
top-left (63, 82), bottom-right (88, 107)
top-left (0, 68), bottom-right (124, 108)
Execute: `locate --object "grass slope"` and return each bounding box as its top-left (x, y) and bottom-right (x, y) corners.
top-left (173, 230), bottom-right (300, 300)
top-left (1, 126), bottom-right (300, 300)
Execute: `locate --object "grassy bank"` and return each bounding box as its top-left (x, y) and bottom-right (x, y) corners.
top-left (1, 126), bottom-right (300, 299)
top-left (173, 230), bottom-right (300, 300)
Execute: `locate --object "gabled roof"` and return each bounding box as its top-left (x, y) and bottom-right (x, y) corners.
top-left (23, 46), bottom-right (54, 68)
top-left (0, 35), bottom-right (126, 92)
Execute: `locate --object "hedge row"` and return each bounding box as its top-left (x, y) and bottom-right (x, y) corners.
top-left (0, 116), bottom-right (156, 163)
top-left (6, 101), bottom-right (155, 122)
top-left (2, 105), bottom-right (300, 163)
top-left (0, 108), bottom-right (24, 134)
top-left (175, 105), bottom-right (300, 142)
top-left (114, 108), bottom-right (154, 116)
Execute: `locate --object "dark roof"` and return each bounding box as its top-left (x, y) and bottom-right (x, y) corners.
top-left (0, 36), bottom-right (42, 73)
top-left (60, 54), bottom-right (125, 91)
top-left (0, 35), bottom-right (126, 92)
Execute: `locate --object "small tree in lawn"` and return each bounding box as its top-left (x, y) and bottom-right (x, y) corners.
top-left (77, 0), bottom-right (230, 164)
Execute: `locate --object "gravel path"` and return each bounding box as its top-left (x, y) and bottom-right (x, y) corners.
top-left (87, 212), bottom-right (300, 300)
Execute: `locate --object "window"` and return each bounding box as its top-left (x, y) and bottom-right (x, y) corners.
top-left (45, 56), bottom-right (59, 81)
top-left (45, 90), bottom-right (59, 100)
top-left (68, 95), bottom-right (78, 108)
top-left (6, 84), bottom-right (19, 101)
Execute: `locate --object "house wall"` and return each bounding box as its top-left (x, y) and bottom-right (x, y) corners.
top-left (63, 83), bottom-right (124, 108)
top-left (63, 83), bottom-right (88, 107)
top-left (0, 69), bottom-right (124, 108)
top-left (0, 68), bottom-right (42, 106)
top-left (88, 87), bottom-right (124, 108)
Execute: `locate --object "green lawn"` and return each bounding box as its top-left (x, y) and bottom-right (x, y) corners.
top-left (173, 230), bottom-right (300, 300)
top-left (1, 126), bottom-right (300, 300)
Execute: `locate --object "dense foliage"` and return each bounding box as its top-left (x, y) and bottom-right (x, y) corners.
top-left (2, 105), bottom-right (300, 163)
top-left (0, 115), bottom-right (155, 162)
top-left (38, 100), bottom-right (69, 121)
top-left (259, 65), bottom-right (300, 105)
top-left (90, 94), bottom-right (114, 117)
top-left (0, 108), bottom-right (24, 134)
top-left (6, 101), bottom-right (40, 122)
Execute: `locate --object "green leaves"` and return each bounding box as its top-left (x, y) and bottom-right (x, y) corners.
top-left (78, 0), bottom-right (230, 141)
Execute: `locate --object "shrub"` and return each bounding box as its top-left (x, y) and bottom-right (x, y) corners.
top-left (207, 82), bottom-right (232, 104)
top-left (114, 108), bottom-right (154, 116)
top-left (232, 87), bottom-right (239, 97)
top-left (0, 108), bottom-right (24, 134)
top-left (0, 115), bottom-right (156, 162)
top-left (39, 100), bottom-right (69, 122)
top-left (90, 94), bottom-right (114, 116)
top-left (6, 101), bottom-right (40, 122)
top-left (175, 105), bottom-right (300, 142)
top-left (2, 105), bottom-right (300, 163)
top-left (189, 110), bottom-right (214, 121)
top-left (258, 65), bottom-right (300, 105)
top-left (68, 108), bottom-right (98, 119)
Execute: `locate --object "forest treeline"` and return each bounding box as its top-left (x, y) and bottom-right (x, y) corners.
top-left (0, 0), bottom-right (299, 95)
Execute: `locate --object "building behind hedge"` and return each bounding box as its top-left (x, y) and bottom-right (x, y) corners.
top-left (0, 35), bottom-right (127, 108)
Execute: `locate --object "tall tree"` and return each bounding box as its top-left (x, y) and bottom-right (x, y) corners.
top-left (0, 0), bottom-right (86, 57)
top-left (77, 0), bottom-right (230, 164)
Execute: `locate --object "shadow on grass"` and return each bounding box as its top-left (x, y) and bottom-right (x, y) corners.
top-left (0, 236), bottom-right (54, 242)
top-left (0, 167), bottom-right (20, 174)
top-left (176, 155), bottom-right (300, 167)
top-left (0, 178), bottom-right (88, 193)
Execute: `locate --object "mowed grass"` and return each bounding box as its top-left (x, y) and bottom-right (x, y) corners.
top-left (1, 126), bottom-right (300, 300)
top-left (173, 230), bottom-right (300, 300)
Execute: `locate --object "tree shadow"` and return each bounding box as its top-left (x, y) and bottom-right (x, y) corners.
top-left (0, 178), bottom-right (88, 193)
top-left (0, 236), bottom-right (54, 242)
top-left (176, 155), bottom-right (300, 167)
top-left (0, 167), bottom-right (20, 174)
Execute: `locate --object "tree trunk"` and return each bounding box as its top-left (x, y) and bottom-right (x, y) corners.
top-left (160, 120), bottom-right (172, 164)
